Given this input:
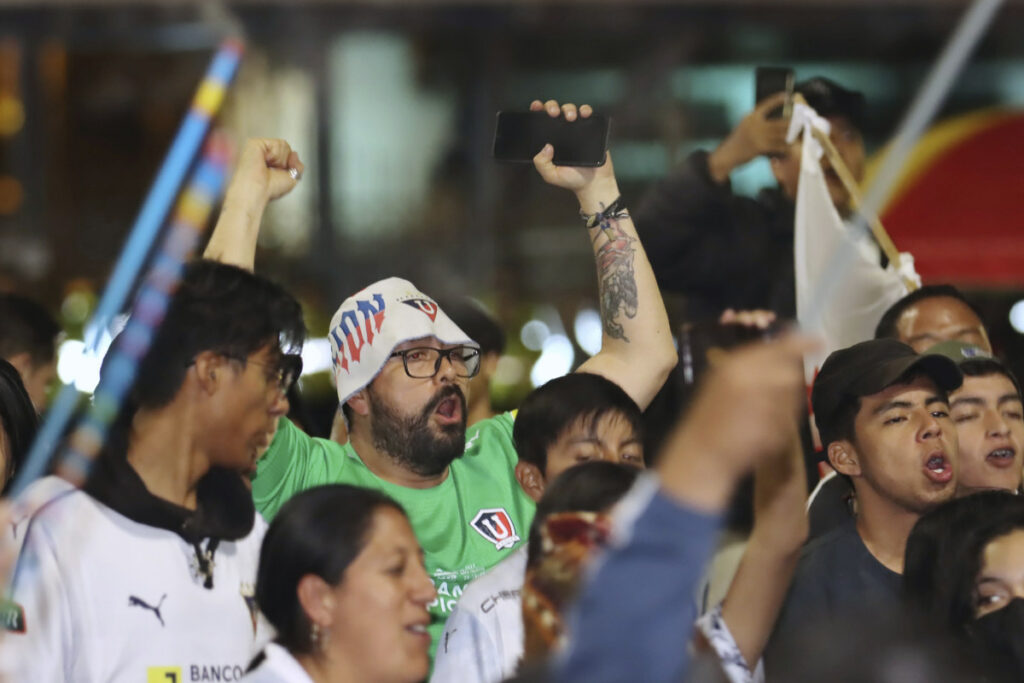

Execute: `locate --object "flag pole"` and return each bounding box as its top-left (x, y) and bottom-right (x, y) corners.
top-left (808, 126), bottom-right (918, 292)
top-left (801, 0), bottom-right (1002, 330)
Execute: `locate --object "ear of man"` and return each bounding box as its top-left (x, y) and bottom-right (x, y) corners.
top-left (192, 351), bottom-right (229, 395)
top-left (347, 390), bottom-right (370, 418)
top-left (514, 461), bottom-right (546, 503)
top-left (827, 439), bottom-right (862, 478)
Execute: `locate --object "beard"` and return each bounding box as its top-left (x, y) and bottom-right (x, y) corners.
top-left (367, 384), bottom-right (467, 477)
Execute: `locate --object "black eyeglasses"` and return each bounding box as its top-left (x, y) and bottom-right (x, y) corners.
top-left (236, 353), bottom-right (303, 395)
top-left (388, 346), bottom-right (481, 379)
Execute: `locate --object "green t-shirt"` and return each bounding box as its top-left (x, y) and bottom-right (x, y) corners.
top-left (252, 412), bottom-right (536, 662)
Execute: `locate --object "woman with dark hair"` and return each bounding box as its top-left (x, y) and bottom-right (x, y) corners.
top-left (0, 358), bottom-right (38, 492)
top-left (904, 490), bottom-right (1024, 680)
top-left (245, 484), bottom-right (437, 682)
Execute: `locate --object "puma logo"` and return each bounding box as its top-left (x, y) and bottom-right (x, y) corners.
top-left (128, 594), bottom-right (167, 627)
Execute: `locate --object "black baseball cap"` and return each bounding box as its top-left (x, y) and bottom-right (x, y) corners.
top-left (796, 77), bottom-right (867, 132)
top-left (812, 339), bottom-right (963, 446)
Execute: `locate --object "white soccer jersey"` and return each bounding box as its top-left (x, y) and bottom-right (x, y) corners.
top-left (7, 475), bottom-right (74, 563)
top-left (0, 488), bottom-right (271, 682)
top-left (431, 546), bottom-right (527, 683)
top-left (242, 643), bottom-right (314, 683)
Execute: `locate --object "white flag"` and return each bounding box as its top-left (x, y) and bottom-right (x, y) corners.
top-left (791, 103), bottom-right (919, 382)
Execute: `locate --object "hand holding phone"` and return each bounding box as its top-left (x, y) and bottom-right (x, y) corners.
top-left (522, 100), bottom-right (620, 215)
top-left (493, 106), bottom-right (610, 167)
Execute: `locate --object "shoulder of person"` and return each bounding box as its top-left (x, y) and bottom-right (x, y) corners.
top-left (797, 520), bottom-right (859, 570)
top-left (462, 411), bottom-right (516, 454)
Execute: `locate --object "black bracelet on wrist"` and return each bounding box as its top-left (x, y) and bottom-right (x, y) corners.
top-left (579, 195), bottom-right (628, 229)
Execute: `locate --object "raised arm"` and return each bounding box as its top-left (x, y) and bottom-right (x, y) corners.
top-left (530, 100), bottom-right (676, 410)
top-left (716, 421), bottom-right (808, 672)
top-left (203, 138), bottom-right (304, 271)
top-left (556, 333), bottom-right (818, 683)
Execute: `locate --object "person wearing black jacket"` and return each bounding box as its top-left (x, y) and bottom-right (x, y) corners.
top-left (634, 77), bottom-right (867, 320)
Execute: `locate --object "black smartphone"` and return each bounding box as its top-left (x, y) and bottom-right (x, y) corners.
top-left (755, 66), bottom-right (795, 119)
top-left (492, 111), bottom-right (610, 166)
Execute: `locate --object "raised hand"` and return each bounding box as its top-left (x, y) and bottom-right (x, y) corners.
top-left (205, 138), bottom-right (304, 271)
top-left (708, 92), bottom-right (792, 183)
top-left (224, 138), bottom-right (305, 210)
top-left (529, 99), bottom-right (619, 214)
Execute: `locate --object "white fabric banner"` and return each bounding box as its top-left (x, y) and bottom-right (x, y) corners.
top-left (791, 104), bottom-right (920, 382)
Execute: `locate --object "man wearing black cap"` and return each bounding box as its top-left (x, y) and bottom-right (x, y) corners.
top-left (634, 76), bottom-right (867, 320)
top-left (769, 339), bottom-right (962, 650)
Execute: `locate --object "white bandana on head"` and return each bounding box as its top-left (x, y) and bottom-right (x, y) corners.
top-left (328, 277), bottom-right (477, 405)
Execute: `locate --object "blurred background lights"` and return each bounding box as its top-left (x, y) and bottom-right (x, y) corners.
top-left (300, 338), bottom-right (333, 376)
top-left (1009, 300), bottom-right (1024, 334)
top-left (0, 175), bottom-right (23, 215)
top-left (57, 339), bottom-right (104, 393)
top-left (573, 307), bottom-right (602, 357)
top-left (529, 334), bottom-right (575, 388)
top-left (492, 355), bottom-right (526, 387)
top-left (519, 319), bottom-right (550, 351)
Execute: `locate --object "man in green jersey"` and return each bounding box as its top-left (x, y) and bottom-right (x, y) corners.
top-left (205, 101), bottom-right (677, 658)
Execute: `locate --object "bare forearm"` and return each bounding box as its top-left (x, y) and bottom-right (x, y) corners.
top-left (203, 191), bottom-right (265, 272)
top-left (203, 138), bottom-right (303, 272)
top-left (706, 135), bottom-right (755, 184)
top-left (576, 181), bottom-right (676, 410)
top-left (719, 536), bottom-right (801, 668)
top-left (719, 437), bottom-right (807, 667)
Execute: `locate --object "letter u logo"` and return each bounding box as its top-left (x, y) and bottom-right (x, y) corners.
top-left (483, 516), bottom-right (509, 540)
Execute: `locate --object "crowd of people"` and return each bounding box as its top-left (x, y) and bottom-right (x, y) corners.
top-left (0, 80), bottom-right (1019, 683)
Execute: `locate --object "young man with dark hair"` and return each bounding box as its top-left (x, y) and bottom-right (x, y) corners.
top-left (873, 284), bottom-right (990, 353)
top-left (205, 108), bottom-right (676, 663)
top-left (0, 260), bottom-right (306, 681)
top-left (635, 76), bottom-right (867, 319)
top-left (769, 339), bottom-right (962, 655)
top-left (512, 372), bottom-right (644, 500)
top-left (809, 291), bottom-right (993, 537)
top-left (432, 374), bottom-right (644, 683)
top-left (927, 341), bottom-right (1024, 495)
top-left (0, 293), bottom-right (62, 411)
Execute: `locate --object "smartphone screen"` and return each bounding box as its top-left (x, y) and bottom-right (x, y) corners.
top-left (493, 111), bottom-right (610, 167)
top-left (755, 67), bottom-right (795, 119)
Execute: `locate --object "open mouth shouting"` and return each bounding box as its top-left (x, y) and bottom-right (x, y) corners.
top-left (923, 451), bottom-right (954, 484)
top-left (985, 446), bottom-right (1018, 469)
top-left (430, 388), bottom-right (465, 427)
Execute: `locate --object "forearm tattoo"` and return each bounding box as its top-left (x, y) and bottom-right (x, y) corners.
top-left (590, 210), bottom-right (638, 342)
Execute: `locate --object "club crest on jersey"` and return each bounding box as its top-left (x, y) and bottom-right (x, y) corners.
top-left (470, 508), bottom-right (520, 550)
top-left (400, 297), bottom-right (439, 322)
top-left (330, 294), bottom-right (387, 374)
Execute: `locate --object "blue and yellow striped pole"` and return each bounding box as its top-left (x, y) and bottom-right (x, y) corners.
top-left (12, 39), bottom-right (243, 496)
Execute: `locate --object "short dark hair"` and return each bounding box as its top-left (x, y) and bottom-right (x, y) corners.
top-left (120, 260), bottom-right (306, 411)
top-left (0, 359), bottom-right (38, 492)
top-left (822, 369), bottom-right (938, 490)
top-left (874, 285), bottom-right (980, 341)
top-left (526, 461), bottom-right (639, 567)
top-left (0, 294), bottom-right (60, 366)
top-left (959, 358), bottom-right (1022, 398)
top-left (513, 373), bottom-right (643, 472)
top-left (904, 490), bottom-right (1024, 634)
top-left (256, 484), bottom-right (406, 654)
top-left (796, 77), bottom-right (867, 132)
top-left (435, 297), bottom-right (505, 356)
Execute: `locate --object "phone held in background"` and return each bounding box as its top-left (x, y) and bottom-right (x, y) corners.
top-left (492, 111), bottom-right (611, 167)
top-left (755, 66), bottom-right (795, 120)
